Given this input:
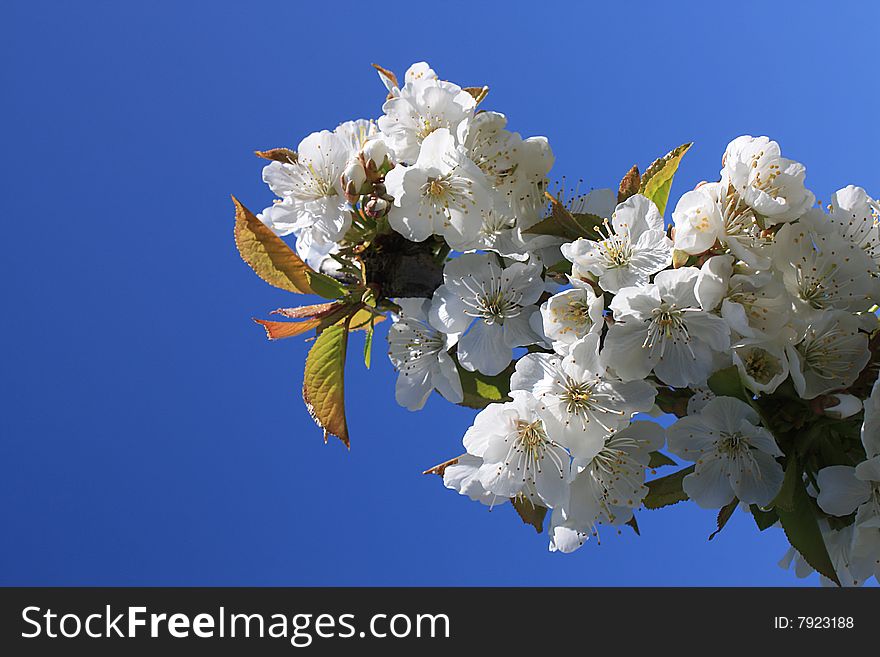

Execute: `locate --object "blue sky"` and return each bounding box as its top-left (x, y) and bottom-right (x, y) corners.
top-left (2, 1), bottom-right (878, 585)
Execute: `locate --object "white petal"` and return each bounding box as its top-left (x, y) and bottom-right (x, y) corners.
top-left (428, 285), bottom-right (472, 334)
top-left (695, 255), bottom-right (733, 311)
top-left (601, 322), bottom-right (653, 381)
top-left (395, 366), bottom-right (433, 411)
top-left (501, 314), bottom-right (539, 348)
top-left (458, 322), bottom-right (511, 375)
top-left (730, 450), bottom-right (783, 506)
top-left (433, 350), bottom-right (464, 404)
top-left (683, 454), bottom-right (735, 509)
top-left (816, 466), bottom-right (871, 516)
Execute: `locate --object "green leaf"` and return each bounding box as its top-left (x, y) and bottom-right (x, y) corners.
top-left (524, 194), bottom-right (605, 240)
top-left (776, 478), bottom-right (840, 586)
top-left (709, 498), bottom-right (738, 541)
top-left (456, 360), bottom-right (513, 409)
top-left (511, 495), bottom-right (547, 533)
top-left (233, 196), bottom-right (347, 299)
top-left (654, 387), bottom-right (692, 418)
top-left (545, 259), bottom-right (573, 276)
top-left (363, 321), bottom-right (374, 369)
top-left (672, 249), bottom-right (694, 268)
top-left (644, 465), bottom-right (695, 509)
top-left (625, 515), bottom-right (641, 536)
top-left (648, 451), bottom-right (677, 468)
top-left (750, 504), bottom-right (779, 531)
top-left (302, 324), bottom-right (349, 447)
top-left (638, 142), bottom-right (692, 215)
top-left (772, 455), bottom-right (801, 512)
top-left (706, 366), bottom-right (749, 402)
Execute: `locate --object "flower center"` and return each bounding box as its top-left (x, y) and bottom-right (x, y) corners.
top-left (718, 431), bottom-right (747, 456)
top-left (798, 325), bottom-right (862, 380)
top-left (594, 219), bottom-right (633, 267)
top-left (388, 321), bottom-right (445, 371)
top-left (500, 417), bottom-right (568, 486)
top-left (558, 377), bottom-right (625, 432)
top-left (425, 177), bottom-right (449, 199)
top-left (721, 184), bottom-right (767, 248)
top-left (794, 262), bottom-right (838, 310)
top-left (292, 161), bottom-right (337, 199)
top-left (750, 159), bottom-right (783, 197)
top-left (643, 302), bottom-right (690, 356)
top-left (459, 275), bottom-right (524, 325)
top-left (417, 118), bottom-right (436, 140)
top-left (561, 379), bottom-right (596, 416)
top-left (516, 419), bottom-right (548, 451)
top-left (742, 347), bottom-right (782, 384)
top-left (552, 299), bottom-right (593, 332)
top-left (477, 290), bottom-right (520, 323)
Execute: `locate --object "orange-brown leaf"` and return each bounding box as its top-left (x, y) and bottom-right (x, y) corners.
top-left (254, 148), bottom-right (297, 163)
top-left (618, 164), bottom-right (641, 204)
top-left (423, 455), bottom-right (463, 477)
top-left (463, 86), bottom-right (489, 105)
top-left (271, 302), bottom-right (341, 319)
top-left (233, 196), bottom-right (344, 298)
top-left (371, 63), bottom-right (399, 90)
top-left (253, 318), bottom-right (324, 340)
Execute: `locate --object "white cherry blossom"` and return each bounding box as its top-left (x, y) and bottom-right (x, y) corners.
top-left (384, 128), bottom-right (491, 249)
top-left (720, 269), bottom-right (793, 341)
top-left (511, 333), bottom-right (657, 460)
top-left (243, 71), bottom-right (880, 583)
top-left (387, 298), bottom-right (463, 411)
top-left (672, 183), bottom-right (725, 255)
top-left (261, 120), bottom-right (376, 243)
top-left (378, 75), bottom-right (475, 164)
top-left (827, 185), bottom-right (880, 270)
top-left (548, 421), bottom-right (663, 553)
top-left (462, 193), bottom-right (563, 260)
top-left (779, 521), bottom-right (864, 587)
top-left (862, 379), bottom-right (880, 459)
top-left (429, 253), bottom-right (544, 376)
top-left (785, 310), bottom-right (870, 399)
top-left (561, 194), bottom-right (673, 293)
top-left (773, 222), bottom-right (877, 314)
top-left (672, 179), bottom-right (772, 267)
top-left (667, 396), bottom-right (783, 508)
top-left (539, 286), bottom-right (605, 354)
top-left (442, 454), bottom-right (503, 506)
top-left (731, 340), bottom-right (790, 395)
top-left (462, 390), bottom-right (571, 507)
top-left (816, 457), bottom-right (880, 584)
top-left (722, 135), bottom-right (815, 224)
top-left (602, 267), bottom-right (731, 387)
top-left (457, 111), bottom-right (555, 228)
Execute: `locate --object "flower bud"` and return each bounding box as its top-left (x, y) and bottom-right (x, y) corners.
top-left (362, 138), bottom-right (390, 173)
top-left (364, 196), bottom-right (390, 218)
top-left (341, 158), bottom-right (367, 200)
top-left (822, 394), bottom-right (863, 419)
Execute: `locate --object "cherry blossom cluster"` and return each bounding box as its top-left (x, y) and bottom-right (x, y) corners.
top-left (254, 62), bottom-right (880, 585)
